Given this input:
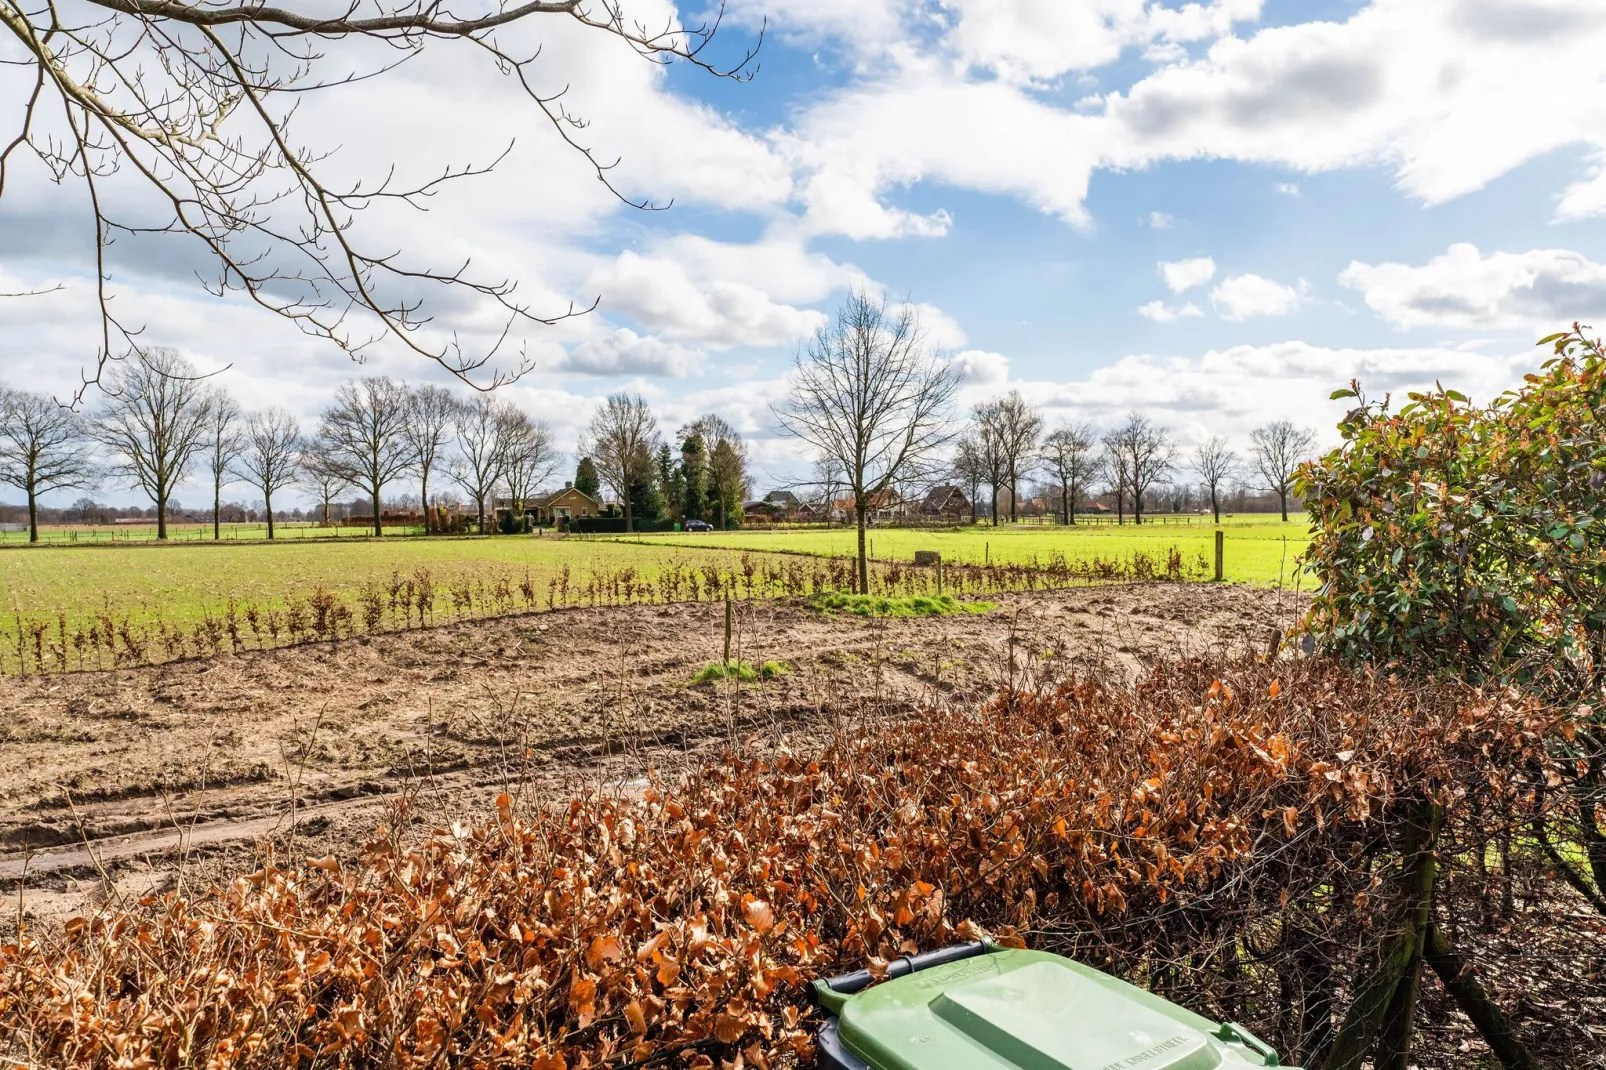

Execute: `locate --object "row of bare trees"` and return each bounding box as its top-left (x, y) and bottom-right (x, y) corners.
top-left (0, 348), bottom-right (561, 541)
top-left (954, 397), bottom-right (1317, 526)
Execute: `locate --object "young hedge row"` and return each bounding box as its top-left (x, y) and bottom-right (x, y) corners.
top-left (0, 656), bottom-right (1562, 1068)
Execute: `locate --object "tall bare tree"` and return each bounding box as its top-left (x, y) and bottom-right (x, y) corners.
top-left (0, 387), bottom-right (97, 542)
top-left (987, 390), bottom-right (1043, 524)
top-left (299, 438), bottom-right (349, 527)
top-left (499, 409), bottom-right (558, 525)
top-left (404, 385), bottom-right (458, 534)
top-left (951, 435), bottom-right (988, 524)
top-left (1250, 421), bottom-right (1318, 522)
top-left (450, 395), bottom-right (512, 534)
top-left (318, 377), bottom-right (411, 537)
top-left (94, 347), bottom-right (214, 539)
top-left (1191, 436), bottom-right (1240, 525)
top-left (1, 1), bottom-right (758, 391)
top-left (1041, 421), bottom-right (1100, 526)
top-left (580, 394), bottom-right (661, 534)
top-left (1104, 412), bottom-right (1175, 525)
top-left (773, 290), bottom-right (959, 592)
top-left (235, 409), bottom-right (302, 539)
top-left (688, 414), bottom-right (747, 530)
top-left (201, 389), bottom-right (244, 540)
top-left (969, 400), bottom-right (1010, 527)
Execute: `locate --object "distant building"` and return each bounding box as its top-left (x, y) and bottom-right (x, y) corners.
top-left (919, 485), bottom-right (971, 519)
top-left (495, 483), bottom-right (603, 527)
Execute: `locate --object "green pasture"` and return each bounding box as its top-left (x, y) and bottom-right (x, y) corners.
top-left (0, 536), bottom-right (762, 627)
top-left (0, 521), bottom-right (421, 545)
top-left (0, 515), bottom-right (1313, 633)
top-left (607, 517), bottom-right (1314, 587)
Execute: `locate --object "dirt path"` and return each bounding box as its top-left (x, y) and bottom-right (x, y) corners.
top-left (0, 582), bottom-right (1303, 921)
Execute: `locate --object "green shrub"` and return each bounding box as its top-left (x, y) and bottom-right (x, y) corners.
top-left (806, 592), bottom-right (995, 618)
top-left (1296, 324), bottom-right (1606, 692)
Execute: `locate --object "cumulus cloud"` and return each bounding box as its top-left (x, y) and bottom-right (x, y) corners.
top-left (1137, 300), bottom-right (1205, 323)
top-left (1341, 242), bottom-right (1606, 330)
top-left (1211, 274), bottom-right (1303, 320)
top-left (1160, 256), bottom-right (1218, 293)
top-left (780, 0), bottom-right (1606, 239)
top-left (952, 349), bottom-right (1010, 384)
top-left (585, 251), bottom-right (828, 349)
top-left (560, 329), bottom-right (705, 378)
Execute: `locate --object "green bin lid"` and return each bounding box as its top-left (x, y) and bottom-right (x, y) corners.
top-left (835, 948), bottom-right (1285, 1070)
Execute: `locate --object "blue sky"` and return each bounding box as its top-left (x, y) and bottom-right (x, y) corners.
top-left (4, 0), bottom-right (1606, 504)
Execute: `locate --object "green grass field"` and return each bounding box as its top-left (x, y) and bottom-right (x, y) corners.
top-left (0, 536), bottom-right (765, 628)
top-left (0, 517), bottom-right (1313, 658)
top-left (609, 517), bottom-right (1313, 587)
top-left (0, 521), bottom-right (422, 545)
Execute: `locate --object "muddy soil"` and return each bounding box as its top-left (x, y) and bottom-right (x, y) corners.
top-left (0, 582), bottom-right (1303, 923)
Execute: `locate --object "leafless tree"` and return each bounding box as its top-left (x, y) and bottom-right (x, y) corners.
top-left (0, 386), bottom-right (97, 541)
top-left (580, 393), bottom-right (660, 533)
top-left (93, 347), bottom-right (214, 539)
top-left (950, 435), bottom-right (987, 524)
top-left (299, 437), bottom-right (349, 527)
top-left (688, 413), bottom-right (746, 530)
top-left (969, 400), bottom-right (1010, 527)
top-left (450, 394), bottom-right (512, 533)
top-left (1250, 420), bottom-right (1317, 522)
top-left (773, 290), bottom-right (959, 591)
top-left (0, 0), bottom-right (760, 393)
top-left (318, 377), bottom-right (410, 536)
top-left (983, 390), bottom-right (1042, 524)
top-left (1192, 436), bottom-right (1239, 525)
top-left (1040, 421), bottom-right (1100, 526)
top-left (200, 389), bottom-right (244, 540)
top-left (1104, 412), bottom-right (1175, 525)
top-left (498, 408), bottom-right (558, 523)
top-left (404, 385), bottom-right (458, 534)
top-left (235, 408), bottom-right (302, 538)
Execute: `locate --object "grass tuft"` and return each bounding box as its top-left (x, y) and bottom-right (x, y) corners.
top-left (689, 659), bottom-right (791, 685)
top-left (806, 592), bottom-right (995, 618)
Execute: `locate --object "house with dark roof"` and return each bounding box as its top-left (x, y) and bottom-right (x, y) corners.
top-left (919, 484), bottom-right (971, 519)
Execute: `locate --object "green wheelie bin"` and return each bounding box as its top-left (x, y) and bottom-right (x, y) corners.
top-left (812, 942), bottom-right (1295, 1070)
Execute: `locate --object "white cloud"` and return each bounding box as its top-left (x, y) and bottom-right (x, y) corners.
top-left (1160, 256), bottom-right (1218, 293)
top-left (1002, 339), bottom-right (1531, 448)
top-left (1275, 182), bottom-right (1300, 195)
top-left (1211, 274), bottom-right (1303, 320)
top-left (1339, 242), bottom-right (1606, 330)
top-left (780, 0), bottom-right (1606, 238)
top-left (1137, 300), bottom-right (1205, 323)
top-left (560, 329), bottom-right (704, 378)
top-left (1147, 211), bottom-right (1174, 229)
top-left (952, 349), bottom-right (1010, 384)
top-left (584, 250), bottom-right (828, 348)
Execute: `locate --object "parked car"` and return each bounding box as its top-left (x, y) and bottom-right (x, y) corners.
top-left (684, 519), bottom-right (713, 532)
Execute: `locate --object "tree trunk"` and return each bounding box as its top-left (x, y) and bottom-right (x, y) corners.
top-left (27, 486), bottom-right (38, 544)
top-left (1061, 478), bottom-right (1070, 525)
top-left (214, 480), bottom-right (221, 540)
top-left (1328, 800), bottom-right (1441, 1070)
top-left (1009, 473), bottom-right (1017, 523)
top-left (371, 481), bottom-right (382, 537)
top-left (265, 491), bottom-right (276, 539)
top-left (1280, 488), bottom-right (1290, 522)
top-left (625, 486), bottom-right (635, 533)
top-left (856, 505), bottom-right (869, 595)
top-left (157, 486), bottom-right (169, 540)
top-left (1422, 923), bottom-right (1535, 1070)
top-left (1211, 489), bottom-right (1221, 525)
top-left (421, 471), bottom-right (430, 535)
top-left (476, 496), bottom-right (486, 535)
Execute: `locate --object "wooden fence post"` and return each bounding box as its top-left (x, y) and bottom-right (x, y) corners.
top-left (1214, 530), bottom-right (1224, 582)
